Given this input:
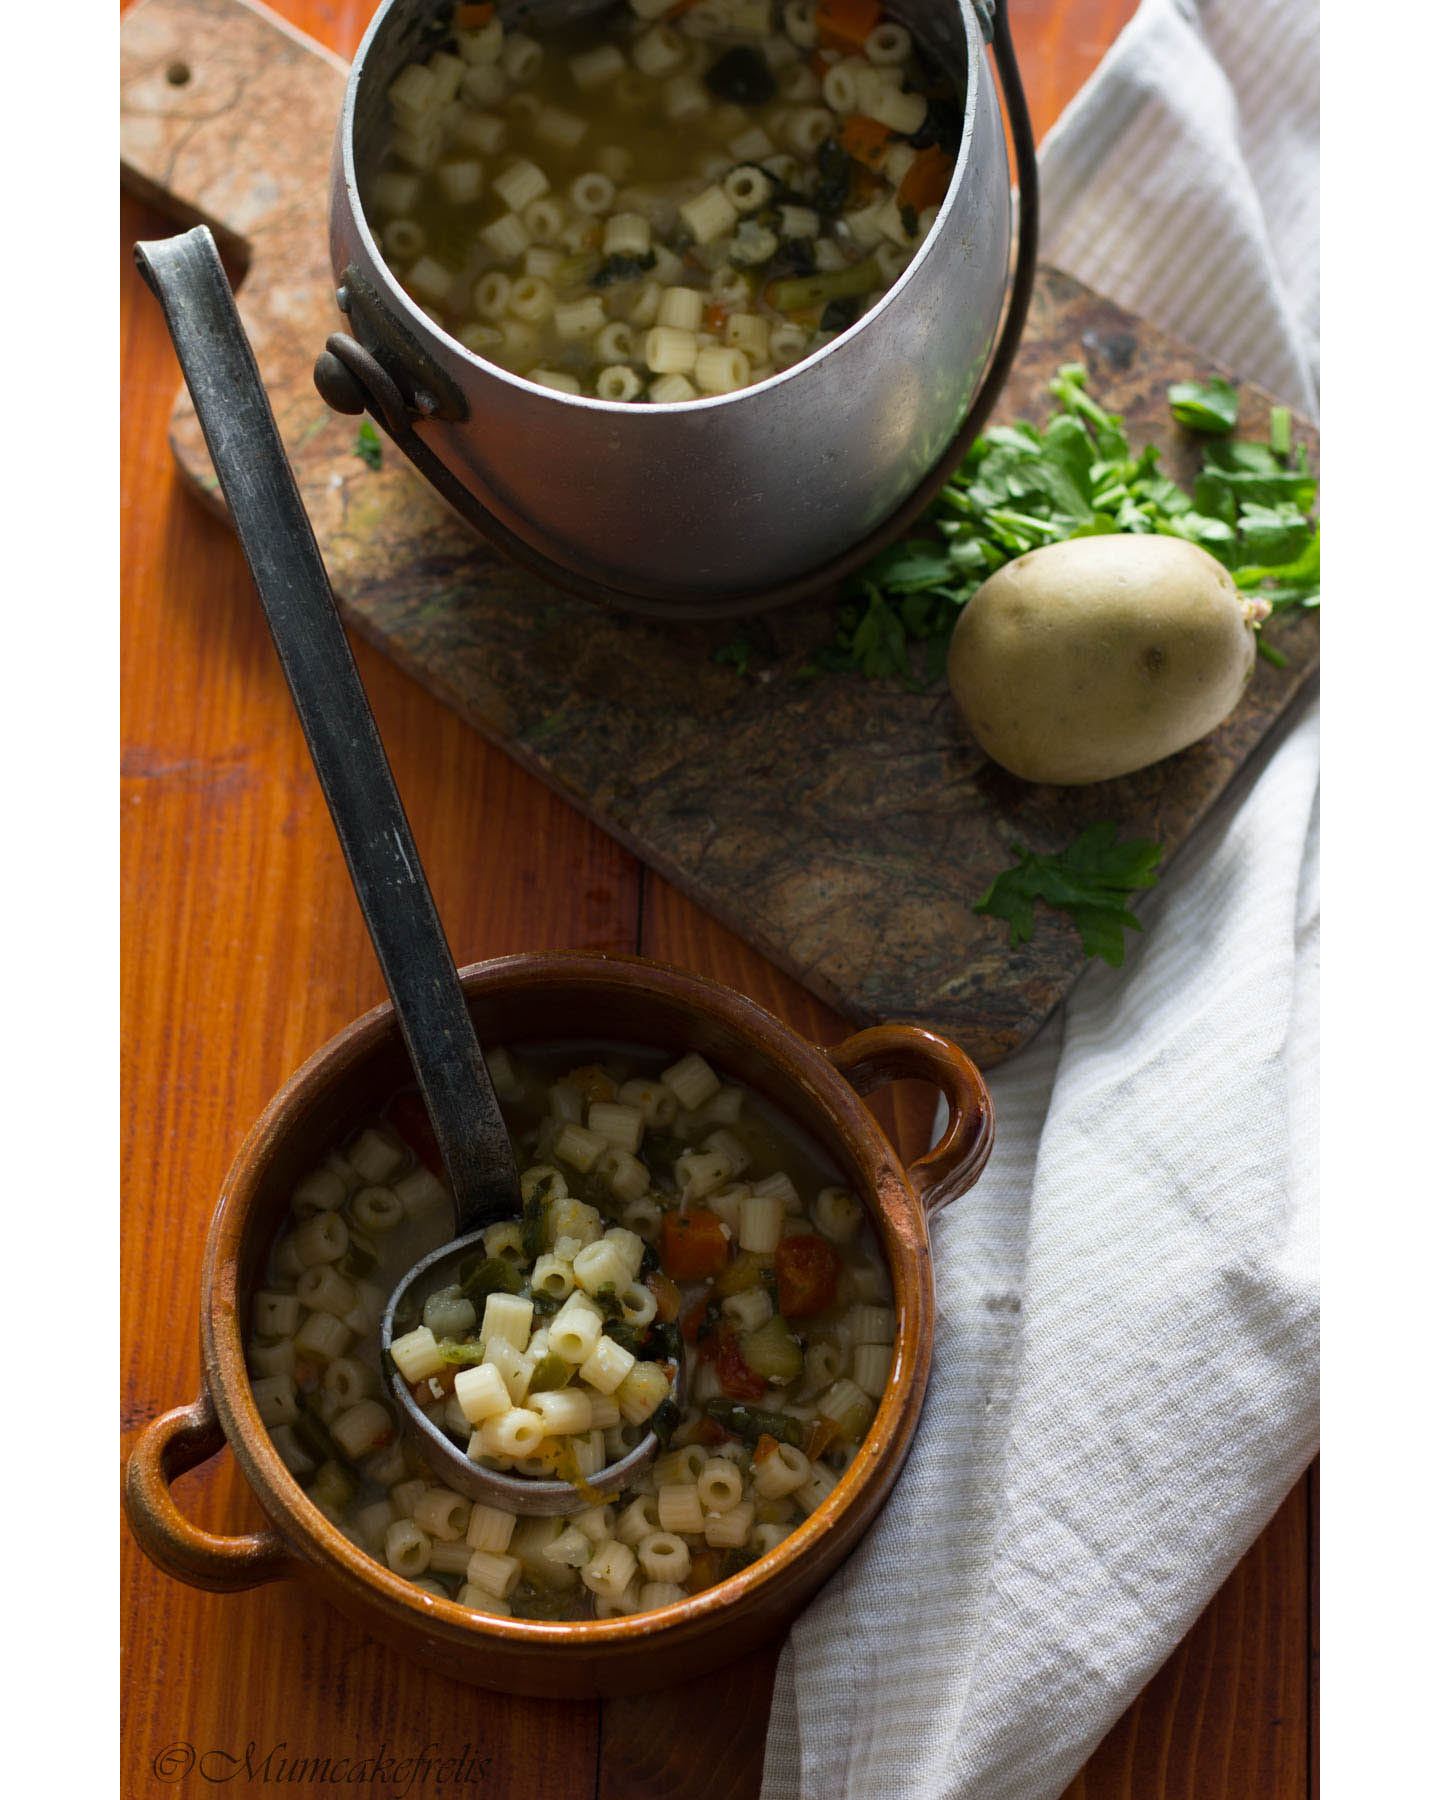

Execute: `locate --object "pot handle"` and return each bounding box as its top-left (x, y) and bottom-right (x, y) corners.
top-left (827, 1025), bottom-right (995, 1214)
top-left (123, 1388), bottom-right (296, 1593)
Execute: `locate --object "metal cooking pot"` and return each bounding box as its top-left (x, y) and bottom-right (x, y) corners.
top-left (316, 0), bottom-right (1036, 618)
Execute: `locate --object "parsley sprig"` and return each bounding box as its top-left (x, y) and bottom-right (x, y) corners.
top-left (800, 364), bottom-right (1318, 684)
top-left (973, 823), bottom-right (1164, 968)
top-left (354, 419), bottom-right (383, 470)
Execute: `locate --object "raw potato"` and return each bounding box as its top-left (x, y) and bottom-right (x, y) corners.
top-left (947, 535), bottom-right (1270, 785)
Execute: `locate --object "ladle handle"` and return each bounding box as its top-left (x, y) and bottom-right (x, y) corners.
top-left (134, 225), bottom-right (515, 1230)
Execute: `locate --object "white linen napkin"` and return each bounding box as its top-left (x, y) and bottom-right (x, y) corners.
top-left (760, 3), bottom-right (1319, 1795)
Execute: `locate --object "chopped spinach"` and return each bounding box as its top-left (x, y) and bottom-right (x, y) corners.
top-left (812, 138), bottom-right (852, 217)
top-left (590, 250), bottom-right (657, 288)
top-left (704, 46), bottom-right (776, 106)
top-left (820, 295), bottom-right (862, 333)
top-left (649, 1398), bottom-right (681, 1447)
top-left (703, 1400), bottom-right (805, 1448)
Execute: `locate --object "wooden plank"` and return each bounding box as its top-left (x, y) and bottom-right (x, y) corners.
top-left (120, 0), bottom-right (1317, 1074)
top-left (1060, 1473), bottom-right (1313, 1800)
top-left (598, 1640), bottom-right (786, 1800)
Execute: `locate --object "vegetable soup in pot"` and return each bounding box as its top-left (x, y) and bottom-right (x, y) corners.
top-left (246, 1043), bottom-right (898, 1622)
top-left (361, 0), bottom-right (964, 400)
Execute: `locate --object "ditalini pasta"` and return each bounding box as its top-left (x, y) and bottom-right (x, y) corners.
top-left (361, 0), bottom-right (962, 401)
top-left (246, 1043), bottom-right (897, 1620)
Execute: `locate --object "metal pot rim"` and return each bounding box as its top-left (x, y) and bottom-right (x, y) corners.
top-left (337, 0), bottom-right (988, 419)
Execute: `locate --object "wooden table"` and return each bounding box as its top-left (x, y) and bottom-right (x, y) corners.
top-left (120, 3), bottom-right (1316, 1793)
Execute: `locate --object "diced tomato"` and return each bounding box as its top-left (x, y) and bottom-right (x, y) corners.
top-left (898, 144), bottom-right (955, 213)
top-left (715, 1328), bottom-right (768, 1401)
top-left (387, 1091), bottom-right (444, 1177)
top-left (815, 0), bottom-right (885, 53)
top-left (775, 1234), bottom-right (841, 1316)
top-left (679, 1296), bottom-right (712, 1344)
top-left (646, 1269), bottom-right (683, 1323)
top-left (696, 1416), bottom-right (731, 1446)
top-left (661, 1209), bottom-right (730, 1282)
top-left (838, 114), bottom-right (893, 171)
top-left (453, 2), bottom-right (493, 25)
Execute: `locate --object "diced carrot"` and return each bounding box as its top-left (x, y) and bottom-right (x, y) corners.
top-left (661, 1210), bottom-right (730, 1282)
top-left (686, 1549), bottom-right (721, 1594)
top-left (804, 1416), bottom-right (840, 1461)
top-left (899, 144), bottom-right (955, 213)
top-left (453, 3), bottom-right (493, 27)
top-left (753, 1433), bottom-right (780, 1464)
top-left (646, 1269), bottom-right (683, 1323)
top-left (703, 301), bottom-right (728, 333)
top-left (665, 0), bottom-right (707, 18)
top-left (816, 0), bottom-right (885, 54)
top-left (838, 114), bottom-right (893, 171)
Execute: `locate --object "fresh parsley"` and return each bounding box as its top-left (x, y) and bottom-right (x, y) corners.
top-left (354, 418), bottom-right (383, 470)
top-left (797, 363), bottom-right (1318, 684)
top-left (713, 630), bottom-right (756, 677)
top-left (1166, 376), bottom-right (1239, 434)
top-left (973, 822), bottom-right (1164, 967)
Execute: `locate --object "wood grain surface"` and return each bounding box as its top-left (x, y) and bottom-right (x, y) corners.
top-left (120, 2), bottom-right (1315, 1795)
top-left (119, 0), bottom-right (1318, 1069)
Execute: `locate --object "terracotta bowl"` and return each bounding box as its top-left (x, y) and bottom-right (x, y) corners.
top-left (124, 952), bottom-right (993, 1697)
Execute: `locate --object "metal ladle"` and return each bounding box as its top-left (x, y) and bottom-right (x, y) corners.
top-left (136, 225), bottom-right (678, 1514)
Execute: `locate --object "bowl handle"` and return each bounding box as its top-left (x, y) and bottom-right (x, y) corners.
top-left (124, 1388), bottom-right (296, 1592)
top-left (827, 1025), bottom-right (995, 1214)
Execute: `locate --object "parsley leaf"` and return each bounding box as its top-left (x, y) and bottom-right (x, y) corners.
top-left (354, 419), bottom-right (383, 470)
top-left (713, 631), bottom-right (755, 677)
top-left (973, 823), bottom-right (1164, 967)
top-left (1166, 377), bottom-right (1240, 434)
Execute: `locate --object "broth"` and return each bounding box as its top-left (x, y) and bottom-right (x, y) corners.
top-left (362, 0), bottom-right (964, 399)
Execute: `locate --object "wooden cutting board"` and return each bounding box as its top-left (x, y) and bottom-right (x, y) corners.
top-left (120, 0), bottom-right (1319, 1069)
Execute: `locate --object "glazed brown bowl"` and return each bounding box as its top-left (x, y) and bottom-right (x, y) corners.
top-left (124, 952), bottom-right (993, 1697)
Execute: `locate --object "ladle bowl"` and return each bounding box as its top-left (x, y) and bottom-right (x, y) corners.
top-left (381, 1224), bottom-right (685, 1513)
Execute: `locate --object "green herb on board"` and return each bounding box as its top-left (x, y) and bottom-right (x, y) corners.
top-left (354, 419), bottom-right (383, 470)
top-left (973, 822), bottom-right (1164, 968)
top-left (778, 363), bottom-right (1319, 686)
top-left (713, 631), bottom-right (756, 677)
top-left (1165, 376), bottom-right (1240, 434)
